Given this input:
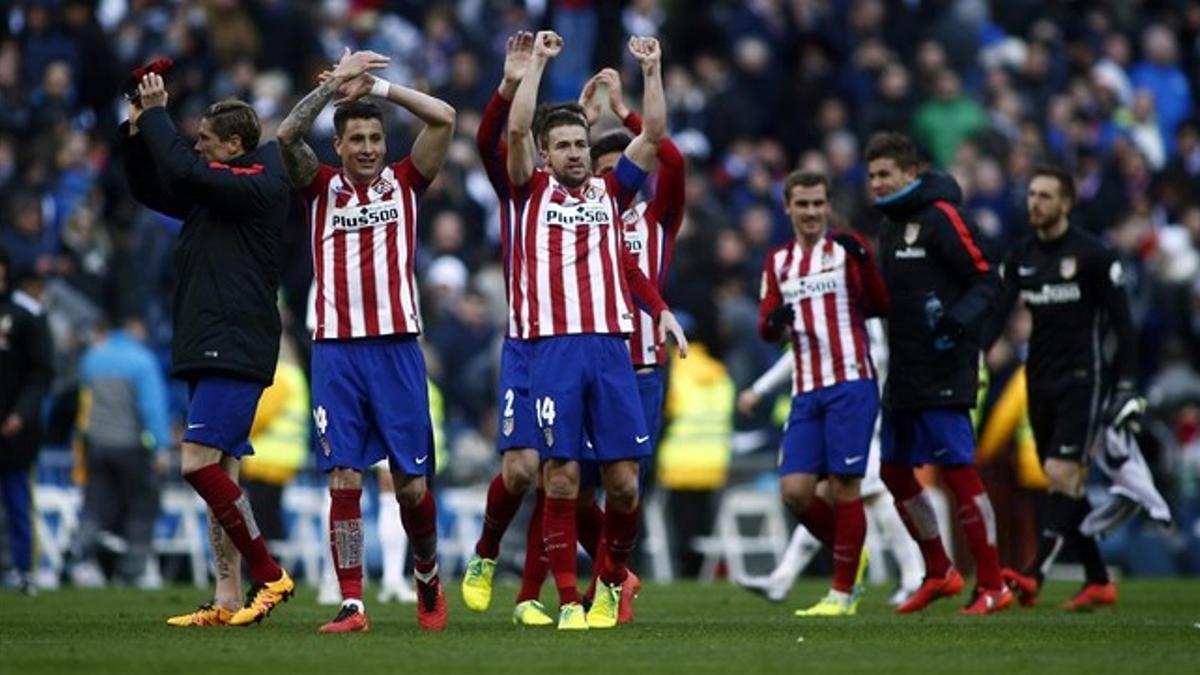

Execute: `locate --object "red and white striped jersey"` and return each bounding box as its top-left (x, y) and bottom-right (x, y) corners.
top-left (477, 91), bottom-right (526, 339)
top-left (619, 117), bottom-right (685, 366)
top-left (758, 236), bottom-right (888, 395)
top-left (513, 167), bottom-right (640, 338)
top-left (303, 159), bottom-right (429, 340)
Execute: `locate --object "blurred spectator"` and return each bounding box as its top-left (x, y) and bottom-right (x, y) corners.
top-left (659, 340), bottom-right (733, 577)
top-left (70, 316), bottom-right (169, 587)
top-left (1130, 24), bottom-right (1192, 156)
top-left (912, 68), bottom-right (987, 168)
top-left (0, 254), bottom-right (53, 595)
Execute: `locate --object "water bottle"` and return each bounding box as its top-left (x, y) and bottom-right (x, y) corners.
top-left (924, 291), bottom-right (954, 352)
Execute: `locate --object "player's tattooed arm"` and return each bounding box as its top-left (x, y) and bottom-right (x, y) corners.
top-left (507, 30), bottom-right (561, 187)
top-left (624, 37), bottom-right (665, 173)
top-left (277, 79), bottom-right (337, 189)
top-left (278, 48), bottom-right (390, 188)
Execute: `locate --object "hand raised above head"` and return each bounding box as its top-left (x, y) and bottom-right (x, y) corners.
top-left (629, 36), bottom-right (662, 65)
top-left (330, 47), bottom-right (391, 81)
top-left (504, 31), bottom-right (535, 83)
top-left (137, 72), bottom-right (168, 109)
top-left (533, 31), bottom-right (563, 59)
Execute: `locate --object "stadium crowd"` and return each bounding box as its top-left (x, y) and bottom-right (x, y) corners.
top-left (2, 0), bottom-right (1200, 587)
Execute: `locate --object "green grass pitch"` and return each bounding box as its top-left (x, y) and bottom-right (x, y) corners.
top-left (2, 580), bottom-right (1197, 674)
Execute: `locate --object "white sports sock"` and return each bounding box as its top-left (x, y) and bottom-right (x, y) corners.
top-left (769, 525), bottom-right (820, 588)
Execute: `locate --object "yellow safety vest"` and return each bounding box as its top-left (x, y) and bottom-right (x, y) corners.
top-left (242, 362), bottom-right (309, 485)
top-left (657, 344), bottom-right (734, 490)
top-left (429, 378), bottom-right (448, 475)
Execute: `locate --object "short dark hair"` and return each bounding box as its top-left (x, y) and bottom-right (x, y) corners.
top-left (1030, 164), bottom-right (1076, 204)
top-left (589, 129), bottom-right (633, 164)
top-left (333, 99), bottom-right (384, 138)
top-left (783, 170), bottom-right (830, 202)
top-left (534, 102), bottom-right (588, 149)
top-left (865, 131), bottom-right (920, 169)
top-left (203, 99), bottom-right (261, 151)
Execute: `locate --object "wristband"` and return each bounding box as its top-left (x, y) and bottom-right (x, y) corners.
top-left (370, 77), bottom-right (391, 99)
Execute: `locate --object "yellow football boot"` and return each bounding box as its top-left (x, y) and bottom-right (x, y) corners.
top-left (228, 570), bottom-right (295, 626)
top-left (461, 556), bottom-right (496, 612)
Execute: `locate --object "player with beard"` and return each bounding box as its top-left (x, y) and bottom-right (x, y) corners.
top-left (984, 165), bottom-right (1136, 611)
top-left (505, 31), bottom-right (686, 630)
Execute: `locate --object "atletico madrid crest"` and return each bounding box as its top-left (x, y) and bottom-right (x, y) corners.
top-left (904, 223), bottom-right (920, 245)
top-left (1060, 256), bottom-right (1077, 279)
top-left (503, 418), bottom-right (514, 437)
top-left (543, 427), bottom-right (554, 448)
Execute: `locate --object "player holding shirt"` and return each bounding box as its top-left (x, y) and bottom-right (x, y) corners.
top-left (985, 165), bottom-right (1136, 610)
top-left (506, 31), bottom-right (686, 631)
top-left (757, 171), bottom-right (887, 616)
top-left (277, 48), bottom-right (456, 633)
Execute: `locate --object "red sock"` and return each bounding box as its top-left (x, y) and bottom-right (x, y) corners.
top-left (516, 489), bottom-right (548, 603)
top-left (543, 496), bottom-right (581, 606)
top-left (797, 496), bottom-right (837, 548)
top-left (576, 499), bottom-right (605, 560)
top-left (881, 462), bottom-right (952, 578)
top-left (475, 473), bottom-right (524, 560)
top-left (185, 465), bottom-right (281, 584)
top-left (399, 489), bottom-right (438, 576)
top-left (942, 465), bottom-right (1002, 589)
top-left (585, 539), bottom-right (608, 600)
top-left (832, 500), bottom-right (866, 593)
top-left (329, 488), bottom-right (364, 601)
top-left (600, 505), bottom-right (639, 586)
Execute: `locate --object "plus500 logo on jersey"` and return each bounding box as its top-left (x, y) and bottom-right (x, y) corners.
top-left (780, 270), bottom-right (843, 303)
top-left (545, 203), bottom-right (612, 228)
top-left (331, 201), bottom-right (400, 230)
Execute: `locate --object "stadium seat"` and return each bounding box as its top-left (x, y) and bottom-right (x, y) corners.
top-left (692, 487), bottom-right (790, 582)
top-left (153, 487), bottom-right (209, 588)
top-left (278, 485), bottom-right (327, 586)
top-left (33, 484), bottom-right (82, 588)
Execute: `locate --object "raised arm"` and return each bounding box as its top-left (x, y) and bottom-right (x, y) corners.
top-left (278, 48), bottom-right (390, 189)
top-left (508, 31), bottom-right (562, 188)
top-left (121, 103), bottom-right (190, 219)
top-left (623, 37), bottom-right (665, 173)
top-left (478, 32), bottom-right (534, 193)
top-left (377, 80), bottom-right (456, 181)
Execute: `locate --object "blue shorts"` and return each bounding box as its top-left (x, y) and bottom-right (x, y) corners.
top-left (581, 366), bottom-right (666, 489)
top-left (530, 335), bottom-right (650, 464)
top-left (311, 336), bottom-right (434, 476)
top-left (779, 379), bottom-right (879, 477)
top-left (183, 376), bottom-right (264, 458)
top-left (496, 338), bottom-right (540, 453)
top-left (880, 408), bottom-right (976, 467)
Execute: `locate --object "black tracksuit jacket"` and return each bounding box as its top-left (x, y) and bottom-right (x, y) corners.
top-left (874, 171), bottom-right (1000, 411)
top-left (121, 106), bottom-right (290, 385)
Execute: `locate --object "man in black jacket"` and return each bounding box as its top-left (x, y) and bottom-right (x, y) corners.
top-left (865, 132), bottom-right (1009, 615)
top-left (122, 71), bottom-right (292, 626)
top-left (0, 247), bottom-right (53, 596)
top-left (985, 165), bottom-right (1136, 611)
